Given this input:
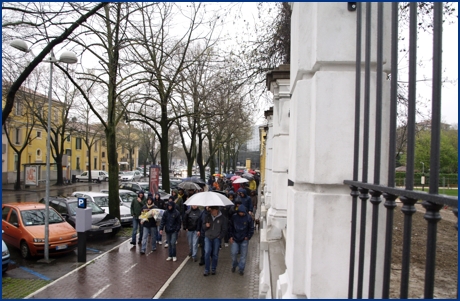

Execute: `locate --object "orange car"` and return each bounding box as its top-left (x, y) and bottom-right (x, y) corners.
top-left (2, 203), bottom-right (78, 259)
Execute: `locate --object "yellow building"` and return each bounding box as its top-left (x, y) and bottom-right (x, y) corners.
top-left (2, 84), bottom-right (139, 185)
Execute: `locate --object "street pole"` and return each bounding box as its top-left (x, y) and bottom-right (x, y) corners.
top-left (421, 162), bottom-right (425, 191)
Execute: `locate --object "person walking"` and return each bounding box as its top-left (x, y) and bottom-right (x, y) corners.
top-left (140, 197), bottom-right (158, 254)
top-left (197, 206), bottom-right (210, 266)
top-left (152, 192), bottom-right (165, 245)
top-left (202, 206), bottom-right (227, 276)
top-left (159, 200), bottom-right (181, 262)
top-left (228, 204), bottom-right (254, 275)
top-left (236, 188), bottom-right (253, 216)
top-left (183, 205), bottom-right (202, 262)
top-left (130, 191), bottom-right (146, 245)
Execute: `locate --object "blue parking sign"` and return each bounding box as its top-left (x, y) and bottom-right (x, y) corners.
top-left (77, 197), bottom-right (87, 209)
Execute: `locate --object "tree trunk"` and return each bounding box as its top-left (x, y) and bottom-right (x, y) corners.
top-left (106, 127), bottom-right (120, 219)
top-left (160, 121), bottom-right (170, 193)
top-left (55, 154), bottom-right (64, 185)
top-left (14, 153), bottom-right (22, 190)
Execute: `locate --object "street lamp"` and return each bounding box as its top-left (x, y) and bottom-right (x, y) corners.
top-left (10, 39), bottom-right (77, 261)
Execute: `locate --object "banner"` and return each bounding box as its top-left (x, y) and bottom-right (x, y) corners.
top-left (25, 166), bottom-right (38, 186)
top-left (149, 165), bottom-right (160, 194)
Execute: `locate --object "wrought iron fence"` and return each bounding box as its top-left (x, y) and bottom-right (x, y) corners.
top-left (344, 2), bottom-right (458, 299)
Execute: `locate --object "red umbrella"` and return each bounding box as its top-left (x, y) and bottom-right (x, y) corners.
top-left (248, 170), bottom-right (256, 175)
top-left (230, 175), bottom-right (241, 181)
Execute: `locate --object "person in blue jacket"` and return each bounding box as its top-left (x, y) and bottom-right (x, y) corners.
top-left (159, 200), bottom-right (181, 262)
top-left (228, 204), bottom-right (254, 275)
top-left (236, 188), bottom-right (253, 216)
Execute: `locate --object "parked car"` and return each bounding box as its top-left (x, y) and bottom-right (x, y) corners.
top-left (39, 196), bottom-right (121, 238)
top-left (119, 182), bottom-right (150, 194)
top-left (2, 203), bottom-right (78, 259)
top-left (119, 170), bottom-right (142, 182)
top-left (2, 231), bottom-right (10, 273)
top-left (100, 189), bottom-right (138, 208)
top-left (70, 192), bottom-right (132, 225)
top-left (75, 170), bottom-right (109, 182)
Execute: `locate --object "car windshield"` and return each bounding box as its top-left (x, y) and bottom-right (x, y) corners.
top-left (120, 193), bottom-right (137, 204)
top-left (124, 171), bottom-right (134, 175)
top-left (21, 209), bottom-right (64, 226)
top-left (139, 183), bottom-right (149, 190)
top-left (93, 196), bottom-right (109, 207)
top-left (68, 201), bottom-right (105, 215)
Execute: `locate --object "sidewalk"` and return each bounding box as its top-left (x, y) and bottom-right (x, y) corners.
top-left (25, 231), bottom-right (260, 299)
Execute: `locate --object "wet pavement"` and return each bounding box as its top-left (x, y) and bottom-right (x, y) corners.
top-left (2, 183), bottom-right (261, 299)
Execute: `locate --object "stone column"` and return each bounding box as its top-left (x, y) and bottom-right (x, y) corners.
top-left (265, 65), bottom-right (290, 240)
top-left (277, 3), bottom-right (391, 298)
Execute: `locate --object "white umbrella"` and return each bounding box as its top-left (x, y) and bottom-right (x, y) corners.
top-left (178, 181), bottom-right (202, 190)
top-left (233, 177), bottom-right (249, 184)
top-left (184, 191), bottom-right (234, 207)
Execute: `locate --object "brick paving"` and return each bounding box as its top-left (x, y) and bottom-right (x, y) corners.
top-left (25, 231), bottom-right (260, 299)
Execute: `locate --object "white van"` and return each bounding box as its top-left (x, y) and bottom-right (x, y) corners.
top-left (75, 170), bottom-right (109, 182)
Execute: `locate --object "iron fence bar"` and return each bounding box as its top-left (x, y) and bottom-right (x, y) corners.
top-left (343, 180), bottom-right (458, 208)
top-left (357, 187), bottom-right (369, 299)
top-left (429, 2), bottom-right (443, 195)
top-left (357, 3), bottom-right (372, 298)
top-left (382, 192), bottom-right (397, 298)
top-left (387, 2), bottom-right (398, 188)
top-left (368, 4), bottom-right (384, 298)
top-left (399, 195), bottom-right (417, 298)
top-left (405, 2), bottom-right (417, 191)
top-left (348, 2), bottom-right (363, 298)
top-left (368, 190), bottom-right (382, 299)
top-left (422, 201), bottom-right (443, 298)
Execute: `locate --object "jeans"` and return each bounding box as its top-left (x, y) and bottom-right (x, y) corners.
top-left (165, 232), bottom-right (177, 257)
top-left (186, 230), bottom-right (199, 258)
top-left (204, 237), bottom-right (221, 273)
top-left (231, 240), bottom-right (249, 272)
top-left (141, 226), bottom-right (157, 252)
top-left (131, 218), bottom-right (143, 243)
top-left (156, 225), bottom-right (162, 242)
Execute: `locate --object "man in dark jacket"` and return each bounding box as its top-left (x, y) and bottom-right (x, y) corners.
top-left (197, 206), bottom-right (210, 266)
top-left (183, 205), bottom-right (202, 262)
top-left (130, 191), bottom-right (146, 245)
top-left (202, 206), bottom-right (227, 276)
top-left (236, 188), bottom-right (253, 216)
top-left (159, 200), bottom-right (181, 262)
top-left (228, 204), bottom-right (254, 275)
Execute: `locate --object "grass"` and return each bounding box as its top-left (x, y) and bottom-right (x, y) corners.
top-left (117, 226), bottom-right (133, 237)
top-left (2, 277), bottom-right (51, 299)
top-left (413, 187), bottom-right (458, 197)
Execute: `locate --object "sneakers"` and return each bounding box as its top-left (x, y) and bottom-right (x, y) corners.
top-left (140, 251), bottom-right (145, 255)
top-left (173, 257), bottom-right (177, 262)
top-left (224, 243), bottom-right (229, 247)
top-left (211, 270), bottom-right (216, 275)
top-left (239, 270), bottom-right (244, 276)
top-left (164, 243), bottom-right (169, 248)
top-left (166, 257), bottom-right (172, 261)
top-left (203, 272), bottom-right (209, 276)
top-left (130, 241), bottom-right (135, 245)
top-left (199, 261), bottom-right (205, 266)
top-left (138, 241), bottom-right (142, 245)
top-left (231, 267), bottom-right (236, 273)
top-left (158, 241), bottom-right (162, 245)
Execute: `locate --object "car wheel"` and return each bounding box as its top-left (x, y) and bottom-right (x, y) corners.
top-left (105, 177), bottom-right (109, 182)
top-left (20, 241), bottom-right (31, 259)
top-left (76, 178), bottom-right (80, 182)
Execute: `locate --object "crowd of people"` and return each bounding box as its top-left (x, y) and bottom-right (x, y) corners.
top-left (129, 173), bottom-right (259, 276)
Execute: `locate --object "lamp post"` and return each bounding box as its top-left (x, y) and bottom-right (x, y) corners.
top-left (10, 39), bottom-right (77, 261)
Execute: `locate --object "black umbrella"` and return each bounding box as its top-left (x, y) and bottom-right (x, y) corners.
top-left (241, 173), bottom-right (254, 180)
top-left (182, 176), bottom-right (206, 187)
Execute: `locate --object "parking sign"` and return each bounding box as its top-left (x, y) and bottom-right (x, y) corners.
top-left (77, 197), bottom-right (87, 209)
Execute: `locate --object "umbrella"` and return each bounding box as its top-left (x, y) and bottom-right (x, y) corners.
top-left (242, 173), bottom-right (254, 180)
top-left (230, 175), bottom-right (241, 181)
top-left (178, 181), bottom-right (202, 190)
top-left (182, 176), bottom-right (206, 187)
top-left (225, 173), bottom-right (235, 179)
top-left (233, 177), bottom-right (249, 184)
top-left (184, 191), bottom-right (233, 207)
top-left (248, 170), bottom-right (256, 175)
top-left (213, 173), bottom-right (222, 178)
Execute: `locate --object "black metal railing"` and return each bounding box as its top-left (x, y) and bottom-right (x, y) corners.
top-left (345, 2), bottom-right (458, 299)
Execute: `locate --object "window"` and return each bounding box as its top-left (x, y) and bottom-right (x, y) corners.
top-left (8, 209), bottom-right (19, 227)
top-left (2, 206), bottom-right (11, 220)
top-left (102, 140), bottom-right (106, 147)
top-left (36, 149), bottom-right (42, 162)
top-left (36, 131), bottom-right (42, 139)
top-left (14, 102), bottom-right (22, 116)
top-left (15, 128), bottom-right (21, 144)
top-left (66, 134), bottom-right (71, 142)
top-left (102, 152), bottom-right (105, 158)
top-left (65, 149), bottom-right (72, 156)
top-left (94, 158), bottom-right (97, 169)
top-left (76, 157), bottom-right (80, 170)
top-left (95, 142), bottom-right (98, 151)
top-left (76, 138), bottom-right (82, 150)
